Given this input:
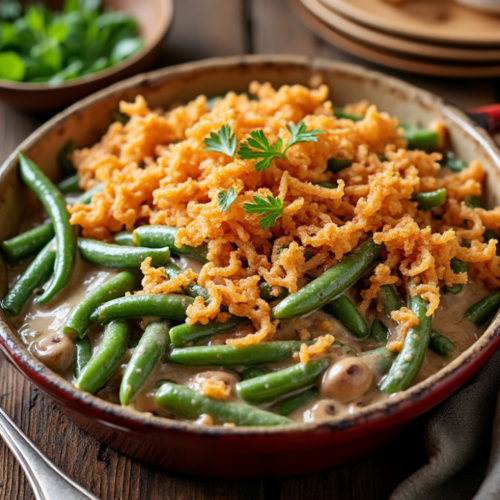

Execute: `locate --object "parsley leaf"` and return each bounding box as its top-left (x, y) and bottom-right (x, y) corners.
top-left (203, 124), bottom-right (237, 157)
top-left (243, 195), bottom-right (284, 230)
top-left (285, 121), bottom-right (322, 150)
top-left (217, 187), bottom-right (237, 211)
top-left (238, 121), bottom-right (322, 171)
top-left (237, 130), bottom-right (285, 171)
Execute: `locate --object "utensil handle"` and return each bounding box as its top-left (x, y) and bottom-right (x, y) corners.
top-left (0, 407), bottom-right (99, 500)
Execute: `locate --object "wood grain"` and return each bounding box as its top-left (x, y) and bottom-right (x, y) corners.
top-left (0, 0), bottom-right (498, 498)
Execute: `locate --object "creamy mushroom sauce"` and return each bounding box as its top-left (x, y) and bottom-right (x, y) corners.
top-left (11, 248), bottom-right (488, 424)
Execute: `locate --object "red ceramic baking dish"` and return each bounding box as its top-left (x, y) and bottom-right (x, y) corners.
top-left (0, 55), bottom-right (499, 478)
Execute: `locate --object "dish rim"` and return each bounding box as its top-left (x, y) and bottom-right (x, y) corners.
top-left (0, 0), bottom-right (173, 91)
top-left (1, 53), bottom-right (500, 437)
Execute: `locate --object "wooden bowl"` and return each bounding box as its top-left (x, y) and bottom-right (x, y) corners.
top-left (1, 55), bottom-right (500, 478)
top-left (0, 0), bottom-right (173, 112)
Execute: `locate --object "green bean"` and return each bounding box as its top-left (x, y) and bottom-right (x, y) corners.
top-left (155, 382), bottom-right (292, 426)
top-left (411, 188), bottom-right (446, 210)
top-left (378, 154), bottom-right (388, 162)
top-left (304, 251), bottom-right (314, 261)
top-left (133, 226), bottom-right (208, 262)
top-left (401, 126), bottom-right (439, 151)
top-left (237, 357), bottom-right (331, 404)
top-left (57, 174), bottom-right (81, 194)
top-left (333, 108), bottom-right (362, 121)
top-left (378, 284), bottom-right (405, 320)
top-left (90, 294), bottom-right (195, 323)
top-left (272, 238), bottom-right (382, 319)
top-left (484, 229), bottom-right (498, 243)
top-left (1, 239), bottom-right (56, 316)
top-left (120, 320), bottom-right (171, 405)
top-left (463, 292), bottom-right (500, 327)
top-left (169, 315), bottom-right (249, 348)
top-left (113, 231), bottom-right (135, 246)
top-left (315, 181), bottom-right (338, 189)
top-left (324, 294), bottom-right (369, 339)
top-left (1, 183), bottom-right (103, 266)
top-left (370, 319), bottom-right (388, 343)
top-left (169, 340), bottom-right (312, 367)
top-left (332, 114), bottom-right (438, 151)
top-left (206, 96), bottom-right (223, 110)
top-left (58, 140), bottom-right (76, 174)
top-left (64, 271), bottom-right (139, 338)
top-left (164, 261), bottom-right (209, 301)
top-left (327, 158), bottom-right (352, 173)
top-left (276, 245), bottom-right (288, 255)
top-left (444, 154), bottom-right (468, 173)
top-left (73, 336), bottom-right (92, 379)
top-left (445, 258), bottom-right (468, 294)
top-left (465, 195), bottom-right (482, 209)
top-left (78, 238), bottom-right (170, 268)
top-left (1, 223), bottom-right (55, 264)
top-left (378, 286), bottom-right (456, 357)
top-left (76, 319), bottom-right (130, 394)
top-left (361, 347), bottom-right (396, 375)
top-left (161, 265), bottom-right (282, 303)
top-left (112, 109), bottom-right (129, 125)
top-left (241, 367), bottom-right (267, 381)
top-left (73, 182), bottom-right (104, 205)
top-left (429, 329), bottom-right (456, 357)
top-left (483, 229), bottom-right (500, 256)
top-left (380, 295), bottom-right (431, 393)
top-left (276, 388), bottom-right (319, 416)
top-left (258, 281), bottom-right (288, 301)
top-left (18, 153), bottom-right (77, 304)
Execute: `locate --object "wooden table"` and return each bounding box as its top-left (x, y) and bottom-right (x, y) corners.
top-left (0, 1), bottom-right (498, 498)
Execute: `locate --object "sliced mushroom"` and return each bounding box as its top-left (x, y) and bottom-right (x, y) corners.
top-left (303, 399), bottom-right (339, 422)
top-left (190, 370), bottom-right (238, 396)
top-left (321, 357), bottom-right (372, 401)
top-left (30, 333), bottom-right (74, 374)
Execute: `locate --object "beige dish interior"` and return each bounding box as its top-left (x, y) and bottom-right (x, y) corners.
top-left (292, 0), bottom-right (500, 78)
top-left (320, 0), bottom-right (500, 46)
top-left (1, 55), bottom-right (500, 433)
top-left (302, 0), bottom-right (500, 62)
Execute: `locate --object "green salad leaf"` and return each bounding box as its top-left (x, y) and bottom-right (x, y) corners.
top-left (0, 50), bottom-right (24, 80)
top-left (0, 0), bottom-right (144, 84)
top-left (110, 37), bottom-right (143, 64)
top-left (0, 1), bottom-right (21, 21)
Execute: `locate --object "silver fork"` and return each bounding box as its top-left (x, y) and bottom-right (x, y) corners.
top-left (0, 406), bottom-right (100, 500)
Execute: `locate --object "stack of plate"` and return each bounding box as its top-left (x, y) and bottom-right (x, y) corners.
top-left (291, 0), bottom-right (500, 77)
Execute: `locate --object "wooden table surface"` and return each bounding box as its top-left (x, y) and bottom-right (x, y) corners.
top-left (0, 1), bottom-right (499, 499)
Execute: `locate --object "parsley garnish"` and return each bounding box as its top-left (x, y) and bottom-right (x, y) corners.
top-left (244, 195), bottom-right (284, 230)
top-left (238, 121), bottom-right (322, 171)
top-left (286, 121), bottom-right (322, 148)
top-left (217, 187), bottom-right (237, 211)
top-left (203, 124), bottom-right (237, 157)
top-left (237, 130), bottom-right (285, 171)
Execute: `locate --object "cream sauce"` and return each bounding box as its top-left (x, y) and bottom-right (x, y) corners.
top-left (13, 253), bottom-right (490, 426)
